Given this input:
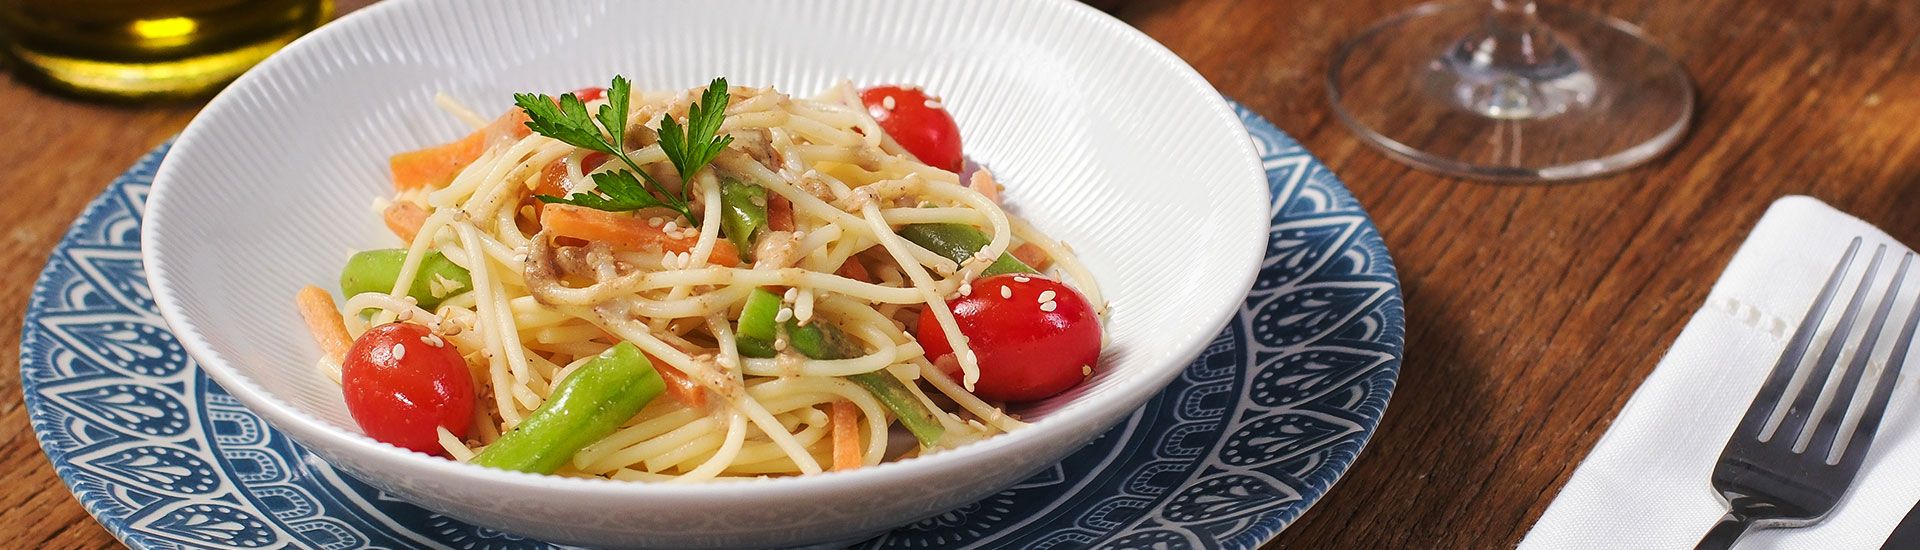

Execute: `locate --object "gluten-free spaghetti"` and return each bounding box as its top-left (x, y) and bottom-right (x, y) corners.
top-left (295, 77), bottom-right (1104, 481)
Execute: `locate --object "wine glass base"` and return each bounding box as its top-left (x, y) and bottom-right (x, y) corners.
top-left (1328, 2), bottom-right (1694, 182)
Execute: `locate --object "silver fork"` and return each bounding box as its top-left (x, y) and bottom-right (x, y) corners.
top-left (1697, 237), bottom-right (1918, 549)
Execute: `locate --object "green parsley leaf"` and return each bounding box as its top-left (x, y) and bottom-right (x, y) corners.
top-left (658, 78), bottom-right (735, 184)
top-left (596, 76), bottom-right (630, 154)
top-left (517, 76), bottom-right (733, 226)
top-left (536, 170), bottom-right (666, 212)
top-left (513, 91), bottom-right (614, 155)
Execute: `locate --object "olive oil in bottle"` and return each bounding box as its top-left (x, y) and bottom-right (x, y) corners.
top-left (0, 0), bottom-right (331, 100)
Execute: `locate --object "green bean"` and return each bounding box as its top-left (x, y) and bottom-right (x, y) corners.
top-left (719, 178), bottom-right (768, 262)
top-left (898, 223), bottom-right (1036, 277)
top-left (735, 288), bottom-right (781, 357)
top-left (734, 297), bottom-right (946, 447)
top-left (469, 342), bottom-right (664, 474)
top-left (842, 371), bottom-right (945, 448)
top-left (338, 249), bottom-right (473, 309)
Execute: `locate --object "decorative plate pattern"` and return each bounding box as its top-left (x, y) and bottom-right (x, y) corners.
top-left (21, 104), bottom-right (1401, 549)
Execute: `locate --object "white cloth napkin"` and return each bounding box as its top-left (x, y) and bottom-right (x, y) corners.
top-left (1521, 196), bottom-right (1920, 549)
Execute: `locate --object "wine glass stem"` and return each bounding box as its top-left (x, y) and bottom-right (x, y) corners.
top-left (1442, 0), bottom-right (1587, 118)
top-left (1491, 0), bottom-right (1538, 15)
top-left (1473, 0), bottom-right (1556, 69)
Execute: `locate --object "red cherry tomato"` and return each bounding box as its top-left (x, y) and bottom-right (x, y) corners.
top-left (341, 322), bottom-right (474, 454)
top-left (918, 274), bottom-right (1101, 402)
top-left (574, 86), bottom-right (606, 102)
top-left (861, 86), bottom-right (964, 173)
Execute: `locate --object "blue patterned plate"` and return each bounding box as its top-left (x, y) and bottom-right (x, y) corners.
top-left (21, 103), bottom-right (1401, 549)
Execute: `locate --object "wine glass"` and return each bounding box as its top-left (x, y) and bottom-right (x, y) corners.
top-left (1327, 1), bottom-right (1693, 181)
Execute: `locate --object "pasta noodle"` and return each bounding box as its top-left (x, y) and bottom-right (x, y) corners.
top-left (315, 80), bottom-right (1103, 481)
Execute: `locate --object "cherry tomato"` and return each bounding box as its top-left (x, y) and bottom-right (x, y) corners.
top-left (574, 86), bottom-right (606, 102)
top-left (918, 274), bottom-right (1101, 402)
top-left (341, 322), bottom-right (474, 454)
top-left (861, 86), bottom-right (964, 172)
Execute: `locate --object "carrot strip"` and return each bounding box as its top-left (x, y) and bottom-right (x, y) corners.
top-left (534, 153), bottom-right (613, 198)
top-left (646, 352), bottom-right (707, 409)
top-left (534, 158), bottom-right (569, 198)
top-left (831, 400), bottom-right (860, 471)
top-left (768, 194), bottom-right (794, 232)
top-left (835, 257), bottom-right (873, 283)
top-left (539, 203), bottom-right (741, 266)
top-left (968, 169), bottom-right (1002, 204)
top-left (1010, 243), bottom-right (1053, 271)
top-left (295, 286), bottom-right (352, 363)
top-left (383, 201), bottom-right (428, 242)
top-left (389, 109), bottom-right (533, 191)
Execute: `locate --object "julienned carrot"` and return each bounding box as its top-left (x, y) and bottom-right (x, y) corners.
top-left (1010, 243), bottom-right (1053, 271)
top-left (539, 203), bottom-right (741, 267)
top-left (532, 153), bottom-right (613, 199)
top-left (646, 352), bottom-right (707, 409)
top-left (836, 257), bottom-right (873, 283)
top-left (383, 201), bottom-right (427, 242)
top-left (534, 158), bottom-right (569, 198)
top-left (768, 194), bottom-right (794, 232)
top-left (389, 109), bottom-right (533, 191)
top-left (831, 400), bottom-right (860, 471)
top-left (968, 169), bottom-right (1002, 204)
top-left (295, 286), bottom-right (352, 363)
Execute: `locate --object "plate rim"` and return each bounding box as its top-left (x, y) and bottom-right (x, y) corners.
top-left (136, 0), bottom-right (1274, 508)
top-left (20, 98), bottom-right (1403, 547)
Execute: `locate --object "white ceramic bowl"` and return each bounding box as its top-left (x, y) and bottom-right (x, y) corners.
top-left (143, 0), bottom-right (1267, 547)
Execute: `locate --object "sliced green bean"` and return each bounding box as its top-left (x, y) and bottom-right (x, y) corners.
top-left (898, 223), bottom-right (1035, 277)
top-left (719, 178), bottom-right (768, 262)
top-left (339, 249), bottom-right (473, 309)
top-left (469, 342), bottom-right (664, 474)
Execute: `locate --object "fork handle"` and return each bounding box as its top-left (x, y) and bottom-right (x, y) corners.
top-left (1694, 512), bottom-right (1752, 550)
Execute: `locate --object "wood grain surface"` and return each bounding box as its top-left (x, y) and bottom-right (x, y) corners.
top-left (3, 0), bottom-right (1917, 548)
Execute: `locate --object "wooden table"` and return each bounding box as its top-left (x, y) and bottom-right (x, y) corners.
top-left (3, 0), bottom-right (1916, 547)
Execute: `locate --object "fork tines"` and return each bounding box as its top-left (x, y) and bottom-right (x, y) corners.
top-left (1736, 237), bottom-right (1917, 466)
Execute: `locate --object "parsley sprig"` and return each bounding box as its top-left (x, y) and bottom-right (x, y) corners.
top-left (516, 76), bottom-right (734, 224)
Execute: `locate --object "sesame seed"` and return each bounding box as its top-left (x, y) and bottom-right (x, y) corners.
top-left (1081, 365), bottom-right (1092, 376)
top-left (1037, 290), bottom-right (1056, 303)
top-left (750, 195), bottom-right (766, 207)
top-left (662, 252), bottom-right (678, 268)
top-left (959, 283), bottom-right (972, 296)
top-left (881, 95), bottom-right (896, 110)
top-left (396, 309), bottom-right (414, 321)
top-left (924, 98), bottom-right (944, 110)
top-left (774, 338), bottom-right (788, 351)
top-left (442, 323), bottom-right (463, 336)
top-left (390, 343), bottom-right (407, 360)
top-left (783, 288), bottom-right (798, 302)
top-left (421, 334), bottom-right (445, 348)
top-left (776, 307), bottom-right (794, 322)
top-left (1040, 301), bottom-right (1058, 312)
top-left (1000, 286), bottom-right (1012, 299)
top-left (1012, 275), bottom-right (1030, 283)
top-left (662, 221), bottom-right (679, 232)
top-left (649, 217), bottom-right (664, 227)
